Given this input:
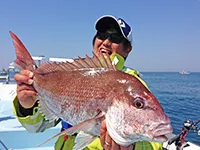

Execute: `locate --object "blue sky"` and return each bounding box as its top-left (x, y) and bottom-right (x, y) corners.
top-left (0, 0), bottom-right (200, 72)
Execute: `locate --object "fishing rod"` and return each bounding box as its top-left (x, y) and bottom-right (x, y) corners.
top-left (164, 119), bottom-right (200, 150)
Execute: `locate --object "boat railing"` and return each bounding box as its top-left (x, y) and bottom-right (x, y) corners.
top-left (49, 57), bottom-right (74, 63)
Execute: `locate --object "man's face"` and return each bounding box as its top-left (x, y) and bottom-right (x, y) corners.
top-left (93, 31), bottom-right (131, 59)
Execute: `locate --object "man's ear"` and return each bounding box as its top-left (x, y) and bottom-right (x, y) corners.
top-left (127, 46), bottom-right (132, 53)
top-left (123, 46), bottom-right (132, 60)
top-left (125, 46), bottom-right (132, 55)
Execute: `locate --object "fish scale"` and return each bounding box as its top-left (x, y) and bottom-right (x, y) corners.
top-left (34, 69), bottom-right (110, 124)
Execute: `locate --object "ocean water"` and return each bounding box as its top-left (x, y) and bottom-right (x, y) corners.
top-left (142, 72), bottom-right (200, 145)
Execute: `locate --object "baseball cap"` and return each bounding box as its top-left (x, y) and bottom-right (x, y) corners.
top-left (95, 15), bottom-right (132, 44)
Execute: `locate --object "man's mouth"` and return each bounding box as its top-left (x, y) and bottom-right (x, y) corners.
top-left (100, 49), bottom-right (112, 55)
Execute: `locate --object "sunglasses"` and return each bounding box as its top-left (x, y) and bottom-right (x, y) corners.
top-left (96, 32), bottom-right (124, 44)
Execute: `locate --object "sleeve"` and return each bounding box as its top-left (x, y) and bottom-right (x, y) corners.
top-left (13, 96), bottom-right (60, 133)
top-left (135, 141), bottom-right (163, 150)
top-left (150, 142), bottom-right (163, 150)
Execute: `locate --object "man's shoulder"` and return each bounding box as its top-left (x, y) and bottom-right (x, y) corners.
top-left (122, 66), bottom-right (141, 77)
top-left (122, 66), bottom-right (148, 88)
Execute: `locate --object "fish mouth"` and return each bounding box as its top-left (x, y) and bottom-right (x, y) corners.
top-left (149, 123), bottom-right (173, 142)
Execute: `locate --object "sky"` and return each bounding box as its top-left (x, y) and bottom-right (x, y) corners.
top-left (0, 0), bottom-right (200, 72)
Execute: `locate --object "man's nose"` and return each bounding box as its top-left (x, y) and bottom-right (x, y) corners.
top-left (102, 38), bottom-right (111, 47)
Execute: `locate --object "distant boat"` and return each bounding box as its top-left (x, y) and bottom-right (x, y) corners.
top-left (179, 70), bottom-right (190, 74)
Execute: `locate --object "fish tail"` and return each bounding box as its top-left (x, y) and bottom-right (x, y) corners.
top-left (9, 31), bottom-right (37, 72)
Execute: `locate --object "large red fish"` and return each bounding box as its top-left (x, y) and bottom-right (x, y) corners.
top-left (10, 31), bottom-right (173, 149)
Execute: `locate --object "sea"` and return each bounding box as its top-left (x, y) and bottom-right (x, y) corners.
top-left (141, 72), bottom-right (200, 145)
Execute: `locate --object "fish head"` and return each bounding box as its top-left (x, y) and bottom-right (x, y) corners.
top-left (105, 75), bottom-right (173, 146)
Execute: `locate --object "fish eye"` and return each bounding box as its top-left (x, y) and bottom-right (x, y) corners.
top-left (133, 98), bottom-right (144, 109)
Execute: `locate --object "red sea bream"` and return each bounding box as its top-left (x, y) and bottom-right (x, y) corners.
top-left (10, 31), bottom-right (173, 149)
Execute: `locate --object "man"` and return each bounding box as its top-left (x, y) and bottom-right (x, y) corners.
top-left (13, 15), bottom-right (163, 150)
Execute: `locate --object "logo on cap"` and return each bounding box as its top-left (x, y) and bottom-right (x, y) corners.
top-left (118, 19), bottom-right (126, 28)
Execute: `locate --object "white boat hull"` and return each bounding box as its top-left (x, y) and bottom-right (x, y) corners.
top-left (0, 84), bottom-right (17, 101)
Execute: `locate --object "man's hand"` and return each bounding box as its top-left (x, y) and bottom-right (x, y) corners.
top-left (100, 120), bottom-right (134, 150)
top-left (14, 69), bottom-right (38, 108)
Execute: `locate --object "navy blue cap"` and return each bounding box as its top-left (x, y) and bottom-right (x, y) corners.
top-left (95, 15), bottom-right (132, 44)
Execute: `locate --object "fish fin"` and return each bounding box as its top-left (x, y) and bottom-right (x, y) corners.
top-left (38, 99), bottom-right (59, 122)
top-left (72, 58), bottom-right (87, 68)
top-left (94, 52), bottom-right (116, 70)
top-left (39, 111), bottom-right (105, 147)
top-left (38, 129), bottom-right (66, 147)
top-left (36, 53), bottom-right (116, 74)
top-left (73, 131), bottom-right (97, 150)
top-left (9, 31), bottom-right (37, 71)
top-left (35, 60), bottom-right (77, 74)
top-left (71, 52), bottom-right (116, 70)
top-left (77, 56), bottom-right (91, 68)
top-left (35, 62), bottom-right (58, 74)
top-left (85, 54), bottom-right (98, 68)
top-left (65, 111), bottom-right (105, 135)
